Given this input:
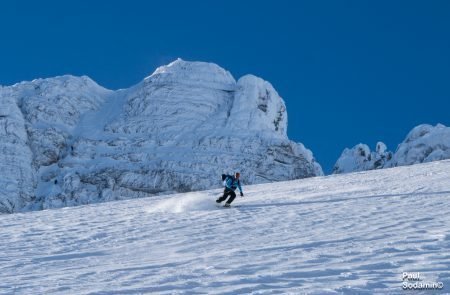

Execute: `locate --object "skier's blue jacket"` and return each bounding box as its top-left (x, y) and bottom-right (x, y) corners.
top-left (224, 175), bottom-right (243, 193)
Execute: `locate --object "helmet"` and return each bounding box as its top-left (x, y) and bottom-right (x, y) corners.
top-left (235, 172), bottom-right (240, 178)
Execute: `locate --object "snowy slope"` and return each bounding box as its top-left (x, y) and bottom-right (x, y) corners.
top-left (0, 59), bottom-right (322, 213)
top-left (1, 160), bottom-right (450, 294)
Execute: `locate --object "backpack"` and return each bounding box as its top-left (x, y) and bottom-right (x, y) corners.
top-left (221, 174), bottom-right (233, 186)
top-left (222, 174), bottom-right (239, 189)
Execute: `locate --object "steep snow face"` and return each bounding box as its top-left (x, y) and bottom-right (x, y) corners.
top-left (333, 142), bottom-right (392, 174)
top-left (0, 59), bottom-right (322, 212)
top-left (390, 123), bottom-right (450, 167)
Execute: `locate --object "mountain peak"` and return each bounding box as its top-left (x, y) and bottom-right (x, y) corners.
top-left (145, 59), bottom-right (236, 91)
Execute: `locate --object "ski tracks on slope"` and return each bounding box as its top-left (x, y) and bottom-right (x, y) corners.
top-left (1, 160), bottom-right (450, 293)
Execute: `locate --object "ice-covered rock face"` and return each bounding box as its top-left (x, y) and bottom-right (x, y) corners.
top-left (108, 59), bottom-right (236, 136)
top-left (0, 92), bottom-right (35, 213)
top-left (8, 76), bottom-right (111, 168)
top-left (0, 59), bottom-right (322, 213)
top-left (12, 75), bottom-right (109, 128)
top-left (228, 75), bottom-right (287, 137)
top-left (390, 124), bottom-right (450, 167)
top-left (333, 142), bottom-right (392, 174)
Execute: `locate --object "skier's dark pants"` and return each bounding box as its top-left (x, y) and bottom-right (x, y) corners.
top-left (217, 188), bottom-right (236, 204)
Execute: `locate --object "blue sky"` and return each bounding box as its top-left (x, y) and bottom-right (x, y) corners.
top-left (1, 1), bottom-right (449, 173)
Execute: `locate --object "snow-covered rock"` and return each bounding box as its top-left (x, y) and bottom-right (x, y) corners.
top-left (8, 75), bottom-right (111, 168)
top-left (227, 75), bottom-right (288, 136)
top-left (0, 90), bottom-right (35, 213)
top-left (0, 59), bottom-right (322, 213)
top-left (333, 123), bottom-right (450, 174)
top-left (389, 123), bottom-right (450, 167)
top-left (333, 142), bottom-right (393, 174)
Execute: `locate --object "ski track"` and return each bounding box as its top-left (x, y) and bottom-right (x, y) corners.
top-left (1, 160), bottom-right (450, 294)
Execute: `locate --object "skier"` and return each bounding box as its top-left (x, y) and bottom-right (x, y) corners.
top-left (216, 172), bottom-right (244, 207)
